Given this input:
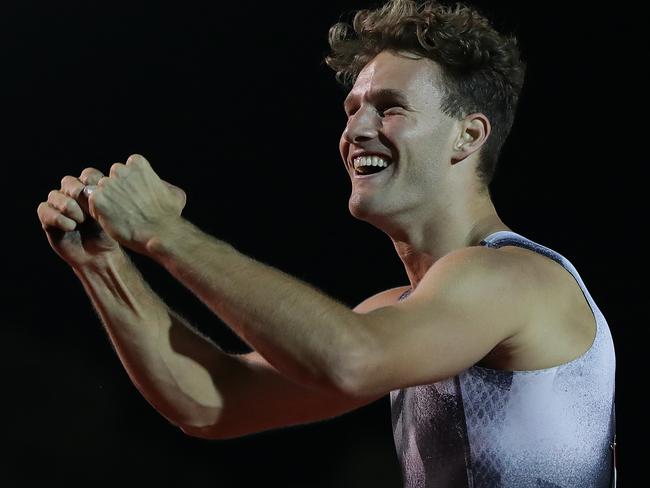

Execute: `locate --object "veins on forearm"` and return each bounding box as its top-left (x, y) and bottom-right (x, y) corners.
top-left (148, 221), bottom-right (365, 391)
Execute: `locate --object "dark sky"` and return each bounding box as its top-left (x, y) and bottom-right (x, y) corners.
top-left (4, 0), bottom-right (641, 486)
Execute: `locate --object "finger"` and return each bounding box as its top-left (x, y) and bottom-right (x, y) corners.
top-left (60, 175), bottom-right (86, 200)
top-left (79, 174), bottom-right (108, 217)
top-left (79, 167), bottom-right (105, 186)
top-left (47, 190), bottom-right (86, 223)
top-left (60, 174), bottom-right (92, 218)
top-left (85, 177), bottom-right (110, 220)
top-left (82, 185), bottom-right (98, 198)
top-left (109, 162), bottom-right (127, 178)
top-left (37, 202), bottom-right (77, 232)
top-left (126, 153), bottom-right (150, 168)
top-left (83, 179), bottom-right (107, 221)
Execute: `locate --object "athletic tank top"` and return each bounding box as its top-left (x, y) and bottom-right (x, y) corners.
top-left (390, 230), bottom-right (616, 488)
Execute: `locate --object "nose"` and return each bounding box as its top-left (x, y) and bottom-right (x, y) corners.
top-left (342, 106), bottom-right (380, 144)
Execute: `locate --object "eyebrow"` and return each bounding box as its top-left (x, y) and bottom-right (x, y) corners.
top-left (343, 88), bottom-right (413, 112)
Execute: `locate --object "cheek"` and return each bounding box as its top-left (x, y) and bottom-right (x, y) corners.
top-left (382, 118), bottom-right (410, 143)
top-left (339, 135), bottom-right (348, 159)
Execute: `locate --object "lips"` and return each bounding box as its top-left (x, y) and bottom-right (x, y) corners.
top-left (349, 152), bottom-right (394, 176)
top-left (352, 159), bottom-right (396, 180)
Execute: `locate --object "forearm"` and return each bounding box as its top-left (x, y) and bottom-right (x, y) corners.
top-left (145, 218), bottom-right (367, 393)
top-left (73, 249), bottom-right (237, 429)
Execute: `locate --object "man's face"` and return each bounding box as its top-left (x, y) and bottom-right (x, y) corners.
top-left (339, 50), bottom-right (459, 223)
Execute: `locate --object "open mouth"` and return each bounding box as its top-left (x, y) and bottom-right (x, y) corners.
top-left (353, 155), bottom-right (393, 176)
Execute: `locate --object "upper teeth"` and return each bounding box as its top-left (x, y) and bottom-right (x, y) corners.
top-left (353, 155), bottom-right (390, 170)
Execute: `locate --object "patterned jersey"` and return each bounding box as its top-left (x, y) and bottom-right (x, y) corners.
top-left (390, 231), bottom-right (616, 487)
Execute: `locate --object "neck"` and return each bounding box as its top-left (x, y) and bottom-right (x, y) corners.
top-left (388, 193), bottom-right (511, 290)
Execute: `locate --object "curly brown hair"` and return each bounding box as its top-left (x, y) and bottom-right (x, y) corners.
top-left (326, 0), bottom-right (526, 188)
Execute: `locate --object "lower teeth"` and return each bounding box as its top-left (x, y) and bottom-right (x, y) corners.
top-left (357, 165), bottom-right (389, 175)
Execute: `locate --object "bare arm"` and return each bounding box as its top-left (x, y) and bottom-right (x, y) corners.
top-left (39, 167), bottom-right (389, 439)
top-left (75, 250), bottom-right (390, 438)
top-left (38, 168), bottom-right (228, 430)
top-left (192, 350), bottom-right (383, 439)
top-left (187, 287), bottom-right (407, 439)
top-left (73, 248), bottom-right (227, 429)
top-left (85, 155), bottom-right (530, 401)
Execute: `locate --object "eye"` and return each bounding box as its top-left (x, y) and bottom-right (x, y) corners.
top-left (378, 105), bottom-right (404, 117)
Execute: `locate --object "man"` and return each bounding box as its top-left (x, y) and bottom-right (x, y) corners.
top-left (36, 0), bottom-right (616, 486)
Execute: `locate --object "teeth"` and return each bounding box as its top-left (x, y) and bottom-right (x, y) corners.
top-left (353, 155), bottom-right (390, 170)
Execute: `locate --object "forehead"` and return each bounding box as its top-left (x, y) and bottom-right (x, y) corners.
top-left (346, 50), bottom-right (442, 106)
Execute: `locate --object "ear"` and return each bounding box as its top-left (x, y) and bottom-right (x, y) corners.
top-left (451, 113), bottom-right (491, 164)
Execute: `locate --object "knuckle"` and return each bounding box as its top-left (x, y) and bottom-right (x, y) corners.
top-left (80, 167), bottom-right (104, 184)
top-left (109, 162), bottom-right (125, 177)
top-left (127, 154), bottom-right (144, 165)
top-left (62, 198), bottom-right (76, 213)
top-left (60, 175), bottom-right (74, 188)
top-left (60, 176), bottom-right (83, 198)
top-left (55, 213), bottom-right (68, 227)
top-left (36, 202), bottom-right (47, 219)
top-left (89, 189), bottom-right (102, 206)
top-left (40, 204), bottom-right (59, 227)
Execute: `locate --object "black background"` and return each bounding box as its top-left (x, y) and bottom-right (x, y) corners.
top-left (3, 0), bottom-right (642, 486)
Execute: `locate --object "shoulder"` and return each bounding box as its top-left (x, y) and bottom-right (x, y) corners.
top-left (410, 245), bottom-right (556, 344)
top-left (451, 244), bottom-right (577, 299)
top-left (420, 245), bottom-right (545, 299)
top-left (353, 245), bottom-right (548, 315)
top-left (450, 244), bottom-right (592, 370)
top-left (344, 247), bottom-right (545, 393)
top-left (353, 246), bottom-right (548, 313)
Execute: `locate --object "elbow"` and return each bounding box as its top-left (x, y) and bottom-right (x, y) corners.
top-left (179, 423), bottom-right (221, 440)
top-left (328, 316), bottom-right (385, 399)
top-left (329, 345), bottom-right (377, 399)
top-left (177, 408), bottom-right (225, 440)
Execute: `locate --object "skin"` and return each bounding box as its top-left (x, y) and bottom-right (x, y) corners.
top-left (340, 50), bottom-right (510, 286)
top-left (36, 50), bottom-right (596, 439)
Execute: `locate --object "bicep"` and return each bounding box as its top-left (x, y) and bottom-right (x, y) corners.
top-left (353, 248), bottom-right (532, 396)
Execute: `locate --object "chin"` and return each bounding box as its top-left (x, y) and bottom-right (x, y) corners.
top-left (348, 195), bottom-right (384, 224)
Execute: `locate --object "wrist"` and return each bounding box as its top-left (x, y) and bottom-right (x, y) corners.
top-left (144, 216), bottom-right (195, 260)
top-left (145, 217), bottom-right (236, 269)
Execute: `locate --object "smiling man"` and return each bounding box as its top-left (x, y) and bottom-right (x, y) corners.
top-left (37, 1), bottom-right (616, 487)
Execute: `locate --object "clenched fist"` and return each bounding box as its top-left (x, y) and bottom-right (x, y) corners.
top-left (82, 154), bottom-right (186, 255)
top-left (37, 167), bottom-right (120, 269)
